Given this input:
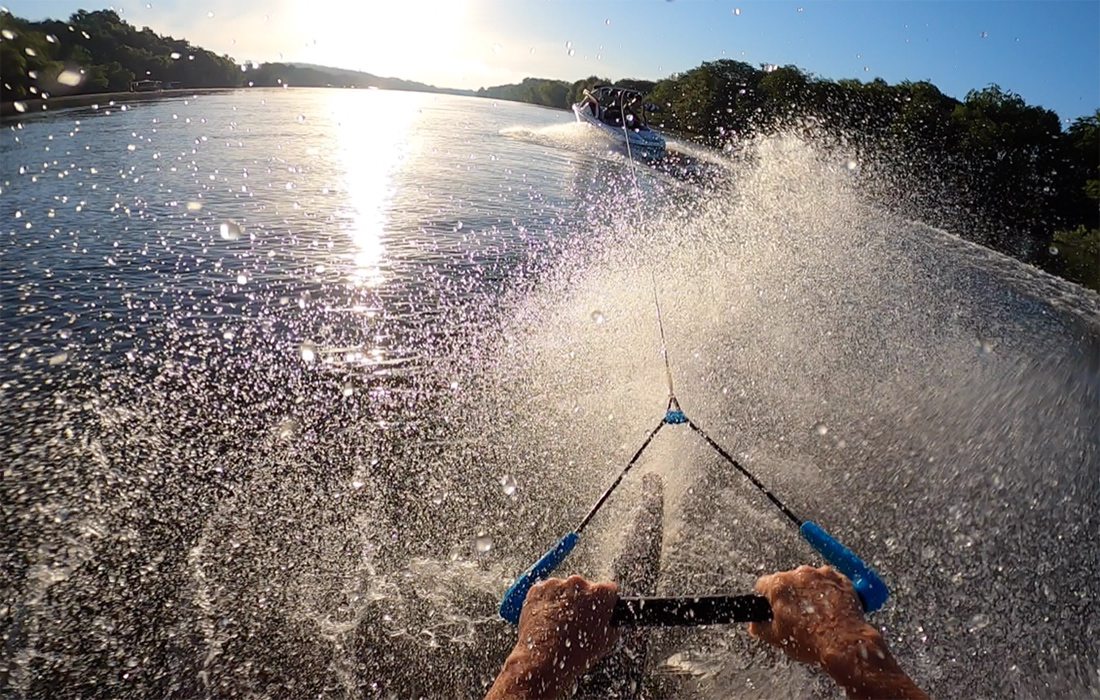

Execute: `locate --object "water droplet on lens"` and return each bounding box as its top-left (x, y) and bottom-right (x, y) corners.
top-left (590, 310), bottom-right (605, 324)
top-left (219, 221), bottom-right (242, 240)
top-left (500, 475), bottom-right (517, 496)
top-left (475, 532), bottom-right (493, 554)
top-left (813, 422), bottom-right (828, 436)
top-left (275, 417), bottom-right (298, 441)
top-left (58, 69), bottom-right (82, 87)
top-left (300, 342), bottom-right (317, 364)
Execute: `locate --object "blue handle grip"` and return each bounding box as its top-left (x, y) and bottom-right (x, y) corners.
top-left (498, 532), bottom-right (581, 624)
top-left (800, 521), bottom-right (889, 613)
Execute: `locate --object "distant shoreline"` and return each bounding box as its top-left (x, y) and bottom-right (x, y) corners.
top-left (0, 87), bottom-right (238, 119)
top-left (0, 85), bottom-right (573, 121)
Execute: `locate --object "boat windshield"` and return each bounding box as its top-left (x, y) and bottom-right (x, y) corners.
top-left (592, 88), bottom-right (649, 130)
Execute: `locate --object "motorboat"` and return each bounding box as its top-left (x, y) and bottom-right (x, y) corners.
top-left (572, 85), bottom-right (666, 159)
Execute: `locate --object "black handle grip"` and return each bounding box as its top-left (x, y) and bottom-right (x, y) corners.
top-left (612, 595), bottom-right (772, 626)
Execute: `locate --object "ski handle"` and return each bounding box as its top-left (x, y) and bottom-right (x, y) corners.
top-left (498, 522), bottom-right (888, 626)
top-left (800, 521), bottom-right (890, 613)
top-left (498, 533), bottom-right (773, 627)
top-left (498, 532), bottom-right (581, 625)
top-left (614, 523), bottom-right (891, 625)
top-left (613, 595), bottom-right (771, 625)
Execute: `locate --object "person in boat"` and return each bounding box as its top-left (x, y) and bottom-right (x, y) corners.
top-left (583, 91), bottom-right (599, 118)
top-left (486, 565), bottom-right (927, 699)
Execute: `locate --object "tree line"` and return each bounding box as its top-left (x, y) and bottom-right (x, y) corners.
top-left (1, 9), bottom-right (240, 95)
top-left (0, 9), bottom-right (461, 99)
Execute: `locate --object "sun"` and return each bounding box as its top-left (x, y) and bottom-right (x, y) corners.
top-left (295, 0), bottom-right (471, 81)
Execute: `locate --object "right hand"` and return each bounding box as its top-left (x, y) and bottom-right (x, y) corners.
top-left (749, 565), bottom-right (883, 667)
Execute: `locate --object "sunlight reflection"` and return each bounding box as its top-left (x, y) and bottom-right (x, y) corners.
top-left (330, 90), bottom-right (425, 289)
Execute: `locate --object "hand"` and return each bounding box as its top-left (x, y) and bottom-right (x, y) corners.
top-left (749, 564), bottom-right (874, 667)
top-left (749, 566), bottom-right (927, 700)
top-left (487, 576), bottom-right (618, 699)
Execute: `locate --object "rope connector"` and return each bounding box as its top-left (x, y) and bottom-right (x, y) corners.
top-left (664, 396), bottom-right (687, 424)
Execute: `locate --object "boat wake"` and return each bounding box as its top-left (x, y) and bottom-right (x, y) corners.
top-left (500, 122), bottom-right (610, 154)
top-left (502, 122), bottom-right (724, 187)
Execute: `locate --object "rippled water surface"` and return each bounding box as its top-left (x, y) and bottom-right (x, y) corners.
top-left (2, 89), bottom-right (1098, 698)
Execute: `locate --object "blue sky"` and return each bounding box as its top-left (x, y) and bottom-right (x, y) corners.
top-left (4, 0), bottom-right (1098, 121)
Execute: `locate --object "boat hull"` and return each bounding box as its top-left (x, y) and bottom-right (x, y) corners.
top-left (572, 103), bottom-right (666, 159)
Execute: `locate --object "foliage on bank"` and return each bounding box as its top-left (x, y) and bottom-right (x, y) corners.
top-left (476, 76), bottom-right (655, 110)
top-left (1, 9), bottom-right (239, 95)
top-left (0, 10), bottom-right (460, 99)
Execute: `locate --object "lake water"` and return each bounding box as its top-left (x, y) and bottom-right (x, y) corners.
top-left (2, 88), bottom-right (1098, 698)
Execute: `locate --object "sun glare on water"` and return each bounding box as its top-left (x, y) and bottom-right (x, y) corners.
top-left (329, 91), bottom-right (427, 288)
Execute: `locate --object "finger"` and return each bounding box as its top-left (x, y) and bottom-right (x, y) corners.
top-left (817, 565), bottom-right (848, 587)
top-left (592, 580), bottom-right (618, 595)
top-left (564, 574), bottom-right (588, 593)
top-left (754, 572), bottom-right (777, 596)
top-left (526, 578), bottom-right (559, 602)
top-left (590, 581), bottom-right (619, 604)
top-left (748, 619), bottom-right (780, 645)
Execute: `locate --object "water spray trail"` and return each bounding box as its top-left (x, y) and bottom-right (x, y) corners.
top-left (500, 97), bottom-right (892, 626)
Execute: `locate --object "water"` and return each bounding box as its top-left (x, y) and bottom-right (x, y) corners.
top-left (2, 89), bottom-right (1099, 698)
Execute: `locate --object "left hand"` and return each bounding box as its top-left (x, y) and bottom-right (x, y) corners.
top-left (517, 575), bottom-right (620, 677)
top-left (486, 576), bottom-right (619, 699)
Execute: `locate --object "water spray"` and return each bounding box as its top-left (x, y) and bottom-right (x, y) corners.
top-left (499, 96), bottom-right (889, 625)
